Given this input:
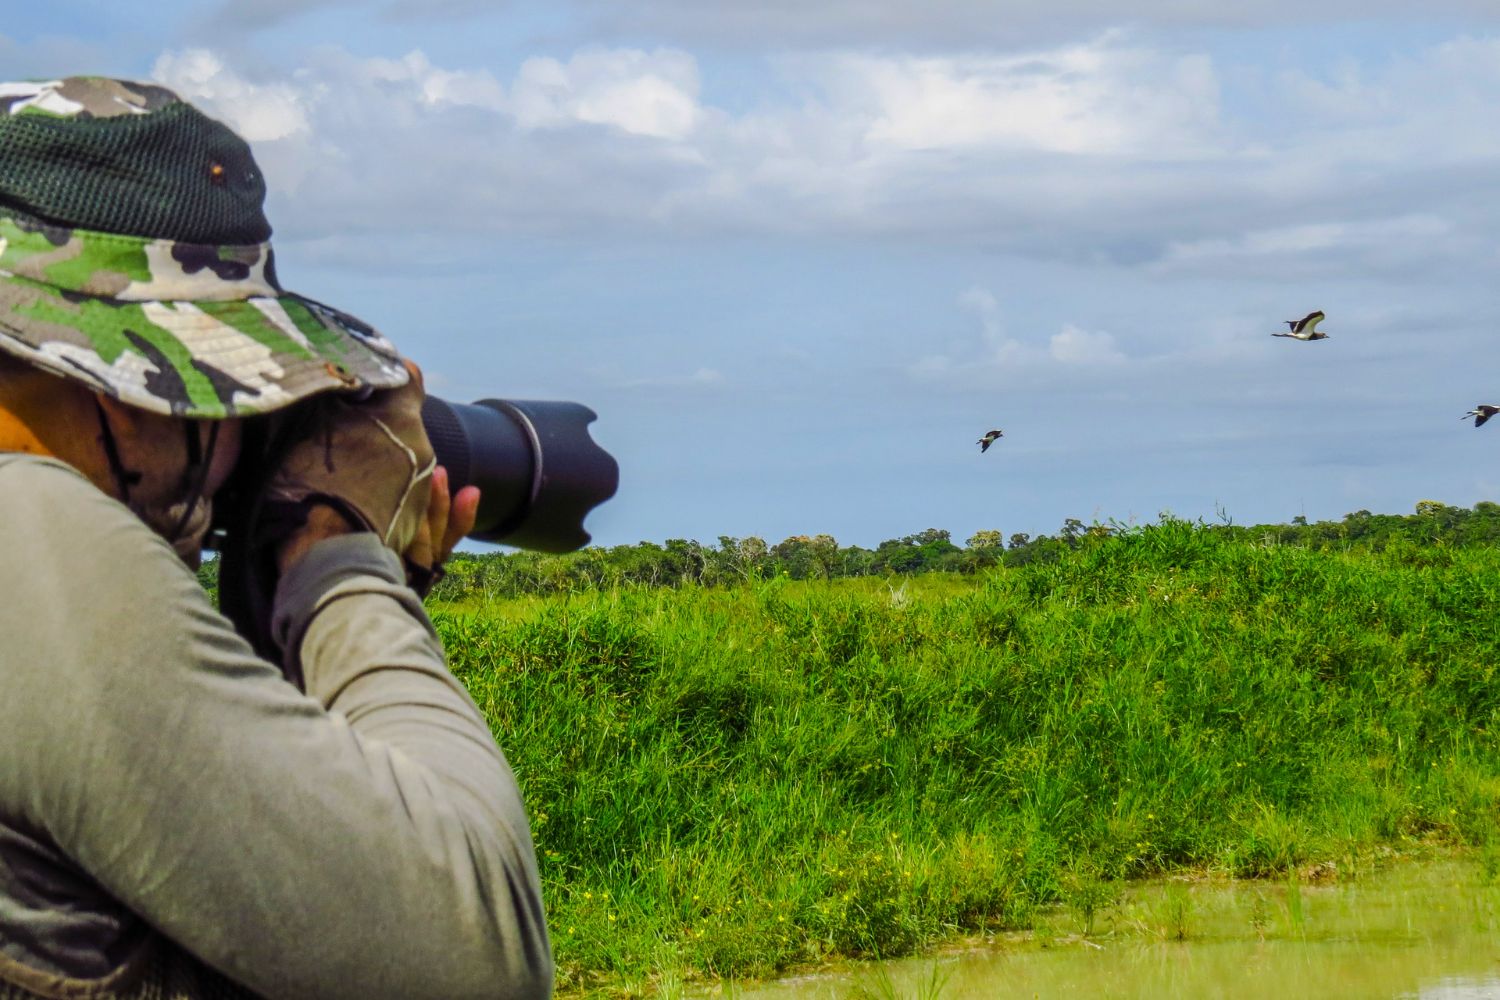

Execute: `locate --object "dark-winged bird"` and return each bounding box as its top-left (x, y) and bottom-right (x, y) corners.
top-left (1273, 311), bottom-right (1328, 341)
top-left (1464, 404), bottom-right (1500, 428)
top-left (977, 429), bottom-right (1003, 453)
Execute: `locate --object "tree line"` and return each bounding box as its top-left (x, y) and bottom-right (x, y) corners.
top-left (417, 499), bottom-right (1500, 602)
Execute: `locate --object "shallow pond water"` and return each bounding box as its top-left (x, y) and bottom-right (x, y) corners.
top-left (728, 858), bottom-right (1500, 999)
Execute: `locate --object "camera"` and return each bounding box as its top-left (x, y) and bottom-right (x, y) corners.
top-left (419, 396), bottom-right (618, 552)
top-left (212, 391), bottom-right (617, 661)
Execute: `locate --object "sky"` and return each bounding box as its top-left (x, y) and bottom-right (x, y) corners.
top-left (7, 1), bottom-right (1500, 550)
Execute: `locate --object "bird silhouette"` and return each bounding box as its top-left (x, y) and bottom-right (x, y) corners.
top-left (1273, 311), bottom-right (1328, 341)
top-left (977, 429), bottom-right (1003, 453)
top-left (1464, 404), bottom-right (1499, 428)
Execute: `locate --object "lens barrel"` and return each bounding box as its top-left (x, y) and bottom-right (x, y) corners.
top-left (420, 396), bottom-right (618, 552)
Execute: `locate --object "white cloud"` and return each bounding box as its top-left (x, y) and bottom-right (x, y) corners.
top-left (138, 30), bottom-right (1500, 282)
top-left (1050, 324), bottom-right (1125, 365)
top-left (1152, 214), bottom-right (1468, 279)
top-left (511, 48), bottom-right (701, 139)
top-left (153, 49), bottom-right (309, 141)
top-left (148, 45), bottom-right (707, 236)
top-left (572, 0), bottom-right (1500, 50)
top-left (194, 0), bottom-right (1500, 45)
top-left (915, 287), bottom-right (1024, 378)
top-left (1270, 36), bottom-right (1500, 163)
top-left (825, 42), bottom-right (1220, 156)
top-left (354, 50), bottom-right (506, 110)
top-left (917, 289), bottom-right (1128, 383)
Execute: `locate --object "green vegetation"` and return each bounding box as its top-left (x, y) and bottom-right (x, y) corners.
top-left (420, 512), bottom-right (1500, 995)
top-left (425, 499), bottom-right (1500, 601)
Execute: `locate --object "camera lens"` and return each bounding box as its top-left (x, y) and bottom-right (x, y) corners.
top-left (420, 396), bottom-right (618, 552)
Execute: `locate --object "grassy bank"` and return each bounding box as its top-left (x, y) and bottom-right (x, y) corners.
top-left (430, 519), bottom-right (1500, 994)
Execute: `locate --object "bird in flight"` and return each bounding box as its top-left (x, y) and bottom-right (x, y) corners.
top-left (1273, 311), bottom-right (1328, 341)
top-left (1464, 404), bottom-right (1499, 428)
top-left (977, 429), bottom-right (1003, 453)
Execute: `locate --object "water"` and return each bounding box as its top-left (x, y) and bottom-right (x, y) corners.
top-left (728, 858), bottom-right (1500, 999)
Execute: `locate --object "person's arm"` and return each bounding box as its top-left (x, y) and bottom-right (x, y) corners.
top-left (3, 460), bottom-right (552, 999)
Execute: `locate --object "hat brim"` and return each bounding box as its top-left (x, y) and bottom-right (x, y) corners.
top-left (0, 275), bottom-right (408, 419)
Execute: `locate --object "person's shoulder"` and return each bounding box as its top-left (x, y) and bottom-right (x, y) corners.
top-left (0, 451), bottom-right (89, 481)
top-left (0, 452), bottom-right (188, 582)
top-left (1, 451), bottom-right (106, 507)
top-left (0, 452), bottom-right (228, 703)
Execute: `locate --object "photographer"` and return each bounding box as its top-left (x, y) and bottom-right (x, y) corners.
top-left (0, 78), bottom-right (552, 999)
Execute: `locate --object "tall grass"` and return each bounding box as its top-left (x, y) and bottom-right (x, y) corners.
top-left (431, 518), bottom-right (1500, 993)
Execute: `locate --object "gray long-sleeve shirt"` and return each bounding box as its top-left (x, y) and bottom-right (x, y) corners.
top-left (0, 453), bottom-right (552, 999)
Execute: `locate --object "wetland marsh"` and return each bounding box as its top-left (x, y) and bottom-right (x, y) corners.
top-left (424, 518), bottom-right (1500, 995)
top-left (736, 857), bottom-right (1500, 999)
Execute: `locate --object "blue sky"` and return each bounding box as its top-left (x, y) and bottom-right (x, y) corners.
top-left (8, 2), bottom-right (1500, 549)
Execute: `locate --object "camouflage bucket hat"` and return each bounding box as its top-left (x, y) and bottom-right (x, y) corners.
top-left (0, 76), bottom-right (408, 419)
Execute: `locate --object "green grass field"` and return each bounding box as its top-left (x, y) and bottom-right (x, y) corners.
top-left (429, 519), bottom-right (1500, 995)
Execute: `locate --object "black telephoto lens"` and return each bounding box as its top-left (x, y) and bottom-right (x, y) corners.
top-left (419, 396), bottom-right (618, 552)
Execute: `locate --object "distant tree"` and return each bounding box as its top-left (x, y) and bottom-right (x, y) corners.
top-left (710, 536), bottom-right (742, 584)
top-left (872, 528), bottom-right (961, 574)
top-left (920, 530), bottom-right (962, 569)
top-left (1341, 510), bottom-right (1374, 543)
top-left (872, 537), bottom-right (924, 575)
top-left (1003, 534), bottom-right (1063, 568)
top-left (963, 529), bottom-right (1005, 571)
top-left (1466, 503), bottom-right (1500, 545)
top-left (664, 538), bottom-right (708, 584)
top-left (966, 529), bottom-right (1004, 549)
top-left (712, 535), bottom-right (770, 583)
top-left (771, 535), bottom-right (817, 579)
top-left (832, 545), bottom-right (876, 578)
top-left (418, 497), bottom-right (1500, 602)
top-left (569, 547), bottom-right (609, 589)
top-left (739, 536), bottom-right (769, 563)
top-left (808, 534), bottom-right (839, 578)
top-left (615, 541), bottom-right (669, 587)
top-left (912, 528), bottom-right (953, 547)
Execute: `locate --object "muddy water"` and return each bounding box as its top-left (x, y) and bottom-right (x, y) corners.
top-left (732, 859), bottom-right (1500, 999)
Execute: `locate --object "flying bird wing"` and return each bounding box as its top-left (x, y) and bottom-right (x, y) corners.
top-left (1294, 311), bottom-right (1325, 334)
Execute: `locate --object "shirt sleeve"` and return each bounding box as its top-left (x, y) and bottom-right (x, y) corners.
top-left (0, 458), bottom-right (552, 1000)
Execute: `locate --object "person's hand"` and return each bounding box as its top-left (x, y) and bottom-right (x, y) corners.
top-left (402, 465), bottom-right (481, 590)
top-left (268, 360), bottom-right (437, 577)
top-left (273, 470), bottom-right (479, 588)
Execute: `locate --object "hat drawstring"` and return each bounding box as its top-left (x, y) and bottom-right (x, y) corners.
top-left (95, 399), bottom-right (220, 542)
top-left (168, 420), bottom-right (219, 542)
top-left (94, 398), bottom-right (142, 505)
